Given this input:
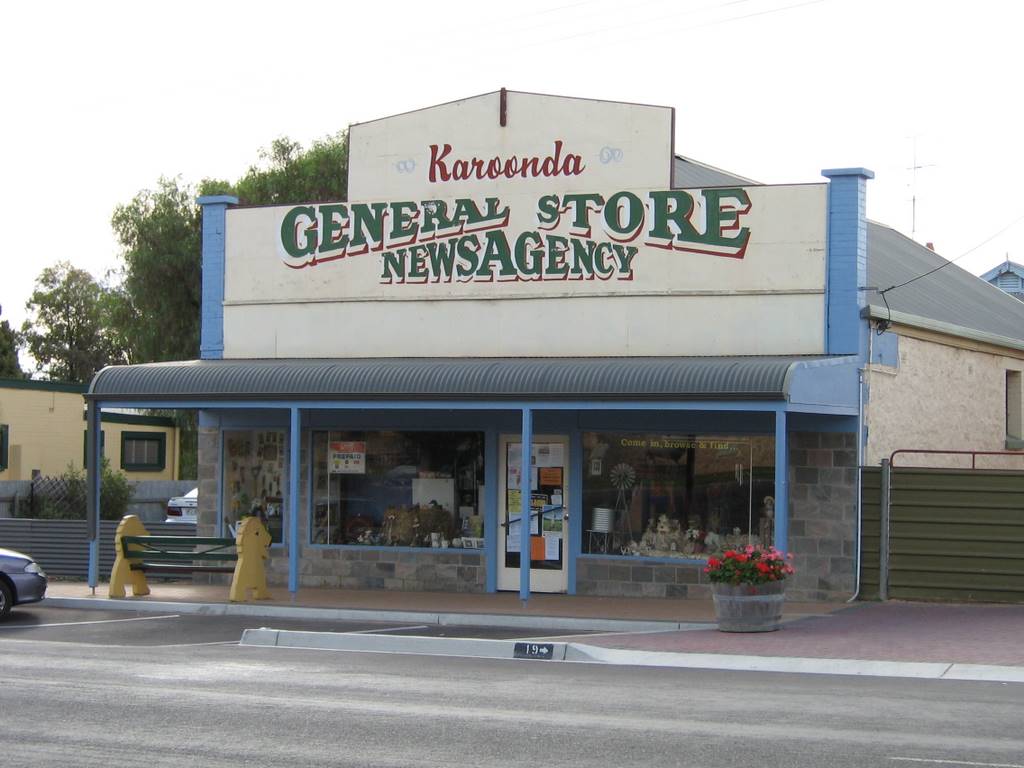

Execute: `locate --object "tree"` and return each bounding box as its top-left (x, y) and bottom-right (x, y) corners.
top-left (233, 131), bottom-right (348, 205)
top-left (107, 132), bottom-right (348, 479)
top-left (0, 305), bottom-right (22, 378)
top-left (109, 176), bottom-right (204, 363)
top-left (108, 131), bottom-right (348, 365)
top-left (20, 262), bottom-right (127, 383)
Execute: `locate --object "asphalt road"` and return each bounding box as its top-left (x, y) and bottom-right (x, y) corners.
top-left (1, 605), bottom-right (1022, 768)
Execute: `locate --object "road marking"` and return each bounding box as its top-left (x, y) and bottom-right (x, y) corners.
top-left (349, 625), bottom-right (430, 634)
top-left (891, 761), bottom-right (1024, 768)
top-left (0, 613), bottom-right (181, 629)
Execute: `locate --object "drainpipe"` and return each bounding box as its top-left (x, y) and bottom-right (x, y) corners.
top-left (847, 366), bottom-right (865, 602)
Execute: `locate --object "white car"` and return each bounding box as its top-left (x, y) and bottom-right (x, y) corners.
top-left (165, 487), bottom-right (198, 524)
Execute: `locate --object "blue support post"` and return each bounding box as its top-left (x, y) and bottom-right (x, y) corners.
top-left (568, 429), bottom-right (582, 595)
top-left (774, 409), bottom-right (789, 552)
top-left (197, 195), bottom-right (238, 360)
top-left (288, 407), bottom-right (301, 596)
top-left (484, 429), bottom-right (498, 593)
top-left (85, 401), bottom-right (102, 590)
top-left (821, 168), bottom-right (873, 358)
top-left (519, 408), bottom-right (533, 604)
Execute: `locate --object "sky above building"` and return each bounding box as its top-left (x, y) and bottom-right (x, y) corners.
top-left (1, 0), bottom-right (1020, 336)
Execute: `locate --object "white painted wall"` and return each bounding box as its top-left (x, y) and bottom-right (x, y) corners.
top-left (220, 91), bottom-right (829, 359)
top-left (348, 90), bottom-right (673, 199)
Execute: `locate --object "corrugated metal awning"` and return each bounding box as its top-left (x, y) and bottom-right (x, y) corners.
top-left (87, 356), bottom-right (838, 403)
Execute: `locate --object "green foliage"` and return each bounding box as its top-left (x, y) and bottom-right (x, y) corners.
top-left (23, 460), bottom-right (131, 521)
top-left (0, 318), bottom-right (23, 378)
top-left (233, 132), bottom-right (348, 205)
top-left (20, 262), bottom-right (128, 383)
top-left (109, 177), bottom-right (203, 363)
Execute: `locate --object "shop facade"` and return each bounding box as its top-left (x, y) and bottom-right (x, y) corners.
top-left (86, 90), bottom-right (871, 602)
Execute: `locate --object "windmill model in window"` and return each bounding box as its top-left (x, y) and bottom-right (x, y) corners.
top-left (609, 462), bottom-right (636, 536)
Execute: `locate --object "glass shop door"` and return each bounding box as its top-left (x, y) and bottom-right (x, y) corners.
top-left (497, 435), bottom-right (570, 593)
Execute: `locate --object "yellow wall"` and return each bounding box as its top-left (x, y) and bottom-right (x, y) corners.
top-left (0, 384), bottom-right (178, 481)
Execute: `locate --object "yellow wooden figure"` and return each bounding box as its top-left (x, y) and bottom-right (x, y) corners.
top-left (109, 515), bottom-right (151, 598)
top-left (229, 516), bottom-right (271, 602)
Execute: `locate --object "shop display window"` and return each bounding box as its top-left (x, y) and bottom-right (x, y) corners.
top-left (311, 430), bottom-right (484, 547)
top-left (581, 432), bottom-right (775, 559)
top-left (223, 430), bottom-right (287, 544)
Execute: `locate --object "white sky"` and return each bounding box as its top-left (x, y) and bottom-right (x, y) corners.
top-left (2, 0), bottom-right (1021, 336)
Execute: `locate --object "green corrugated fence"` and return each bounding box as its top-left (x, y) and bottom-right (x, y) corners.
top-left (860, 466), bottom-right (1024, 603)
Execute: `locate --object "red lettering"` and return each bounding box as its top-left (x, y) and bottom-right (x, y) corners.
top-left (426, 141), bottom-right (585, 183)
top-left (428, 144), bottom-right (452, 182)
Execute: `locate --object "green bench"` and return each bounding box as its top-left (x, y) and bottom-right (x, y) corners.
top-left (120, 535), bottom-right (238, 576)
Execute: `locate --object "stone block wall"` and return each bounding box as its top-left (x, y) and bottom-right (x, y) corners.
top-left (576, 557), bottom-right (709, 599)
top-left (786, 431), bottom-right (858, 601)
top-left (284, 548), bottom-right (485, 592)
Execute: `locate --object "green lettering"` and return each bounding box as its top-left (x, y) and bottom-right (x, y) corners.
top-left (513, 232), bottom-right (544, 278)
top-left (475, 231), bottom-right (517, 278)
top-left (421, 200), bottom-right (455, 236)
top-left (603, 191), bottom-right (644, 238)
top-left (561, 193), bottom-right (604, 234)
top-left (407, 244), bottom-right (429, 279)
top-left (318, 203), bottom-right (349, 255)
top-left (536, 195), bottom-right (561, 228)
top-left (280, 205), bottom-right (318, 261)
top-left (647, 190), bottom-right (699, 243)
top-left (426, 240), bottom-right (457, 280)
top-left (456, 235), bottom-right (481, 279)
top-left (389, 201), bottom-right (419, 243)
top-left (380, 249), bottom-right (405, 282)
top-left (349, 202), bottom-right (389, 251)
top-left (567, 237), bottom-right (594, 278)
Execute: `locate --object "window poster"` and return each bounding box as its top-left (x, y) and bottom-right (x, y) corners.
top-left (329, 441), bottom-right (366, 474)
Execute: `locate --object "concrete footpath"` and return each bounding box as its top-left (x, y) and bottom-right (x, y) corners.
top-left (44, 582), bottom-right (1024, 684)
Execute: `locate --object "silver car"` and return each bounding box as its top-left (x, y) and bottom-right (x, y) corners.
top-left (0, 547), bottom-right (47, 619)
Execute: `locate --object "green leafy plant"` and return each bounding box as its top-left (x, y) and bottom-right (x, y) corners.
top-left (704, 545), bottom-right (794, 585)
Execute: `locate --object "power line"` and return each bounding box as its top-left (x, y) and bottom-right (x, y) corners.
top-left (870, 211), bottom-right (1024, 333)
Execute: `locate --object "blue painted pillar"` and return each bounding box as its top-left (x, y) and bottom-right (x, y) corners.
top-left (774, 409), bottom-right (789, 552)
top-left (484, 429), bottom-right (498, 593)
top-left (197, 195), bottom-right (238, 360)
top-left (85, 401), bottom-right (102, 590)
top-left (519, 408), bottom-right (533, 603)
top-left (288, 407), bottom-right (301, 596)
top-left (821, 168), bottom-right (873, 357)
top-left (567, 429), bottom-right (582, 595)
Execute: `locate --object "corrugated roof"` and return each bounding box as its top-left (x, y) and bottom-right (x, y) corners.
top-left (87, 356), bottom-right (829, 402)
top-left (865, 223), bottom-right (1024, 344)
top-left (673, 155), bottom-right (758, 188)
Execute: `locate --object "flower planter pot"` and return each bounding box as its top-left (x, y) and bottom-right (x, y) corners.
top-left (711, 580), bottom-right (785, 632)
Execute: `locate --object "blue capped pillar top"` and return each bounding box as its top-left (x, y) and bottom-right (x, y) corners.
top-left (821, 168), bottom-right (874, 358)
top-left (197, 195), bottom-right (239, 360)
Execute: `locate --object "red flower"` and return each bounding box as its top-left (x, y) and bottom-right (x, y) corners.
top-left (755, 562), bottom-right (771, 574)
top-left (707, 557), bottom-right (722, 569)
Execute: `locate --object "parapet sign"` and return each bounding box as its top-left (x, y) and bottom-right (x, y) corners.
top-left (347, 90), bottom-right (675, 200)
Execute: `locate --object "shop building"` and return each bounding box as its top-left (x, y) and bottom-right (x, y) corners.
top-left (85, 90), bottom-right (1024, 602)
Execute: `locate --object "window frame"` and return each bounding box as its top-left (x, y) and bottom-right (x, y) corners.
top-left (120, 430), bottom-right (167, 472)
top-left (0, 424), bottom-right (8, 472)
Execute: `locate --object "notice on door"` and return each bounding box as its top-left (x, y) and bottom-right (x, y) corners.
top-left (330, 441), bottom-right (366, 474)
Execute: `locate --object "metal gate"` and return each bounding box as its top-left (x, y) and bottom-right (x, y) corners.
top-left (860, 451), bottom-right (1024, 603)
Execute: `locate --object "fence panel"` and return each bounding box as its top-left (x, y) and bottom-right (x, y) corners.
top-left (0, 519), bottom-right (197, 578)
